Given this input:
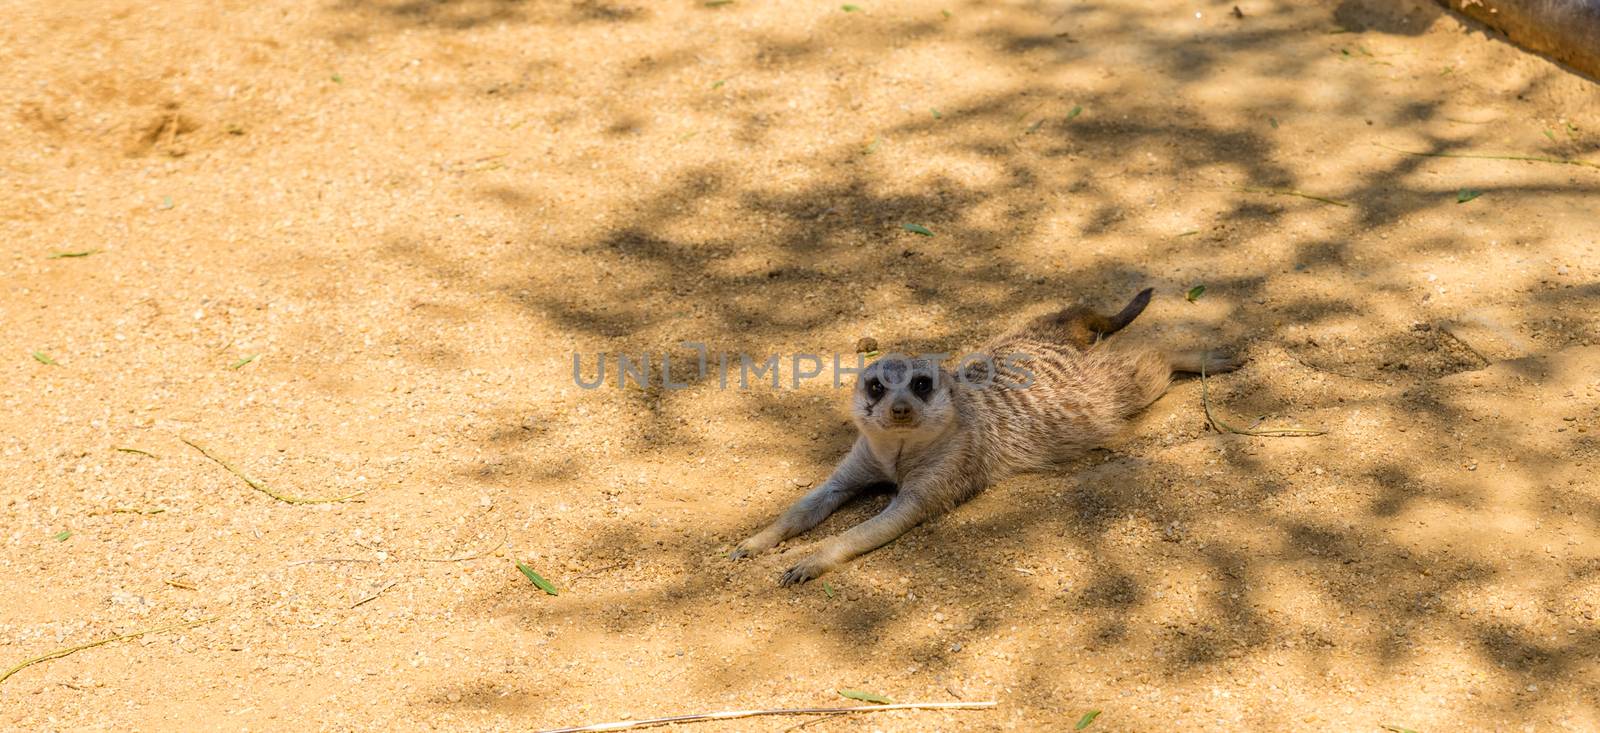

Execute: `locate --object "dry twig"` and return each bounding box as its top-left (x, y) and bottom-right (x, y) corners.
top-left (1376, 143), bottom-right (1600, 171)
top-left (88, 507), bottom-right (167, 516)
top-left (1235, 186), bottom-right (1350, 207)
top-left (0, 615), bottom-right (220, 686)
top-left (181, 436), bottom-right (367, 504)
top-left (1200, 359), bottom-right (1326, 437)
top-left (350, 580), bottom-right (399, 609)
top-left (781, 713), bottom-right (847, 732)
top-left (418, 530), bottom-right (509, 563)
top-left (287, 557), bottom-right (382, 567)
top-left (533, 701), bottom-right (998, 733)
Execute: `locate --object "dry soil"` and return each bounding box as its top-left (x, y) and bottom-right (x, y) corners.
top-left (2, 0), bottom-right (1599, 731)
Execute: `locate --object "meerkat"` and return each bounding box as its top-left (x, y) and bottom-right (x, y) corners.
top-left (730, 288), bottom-right (1240, 585)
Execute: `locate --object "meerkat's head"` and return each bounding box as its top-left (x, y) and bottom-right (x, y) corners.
top-left (852, 356), bottom-right (957, 438)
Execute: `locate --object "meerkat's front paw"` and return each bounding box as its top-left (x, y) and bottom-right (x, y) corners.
top-left (1171, 350), bottom-right (1246, 375)
top-left (1202, 351), bottom-right (1246, 374)
top-left (730, 533), bottom-right (777, 560)
top-left (779, 554), bottom-right (836, 586)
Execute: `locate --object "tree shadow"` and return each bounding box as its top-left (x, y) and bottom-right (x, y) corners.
top-left (310, 0), bottom-right (1600, 728)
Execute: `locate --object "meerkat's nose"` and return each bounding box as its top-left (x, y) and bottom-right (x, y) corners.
top-left (889, 400), bottom-right (914, 421)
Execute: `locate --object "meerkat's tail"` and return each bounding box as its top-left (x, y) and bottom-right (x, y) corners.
top-left (1024, 287), bottom-right (1155, 349)
top-left (1104, 287), bottom-right (1154, 335)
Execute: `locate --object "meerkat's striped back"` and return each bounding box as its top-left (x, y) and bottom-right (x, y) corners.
top-left (957, 288), bottom-right (1176, 475)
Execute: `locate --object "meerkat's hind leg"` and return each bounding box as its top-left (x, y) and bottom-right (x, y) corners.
top-left (1169, 350), bottom-right (1245, 375)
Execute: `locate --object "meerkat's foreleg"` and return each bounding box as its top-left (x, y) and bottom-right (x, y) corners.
top-left (778, 491), bottom-right (935, 586)
top-left (730, 438), bottom-right (885, 559)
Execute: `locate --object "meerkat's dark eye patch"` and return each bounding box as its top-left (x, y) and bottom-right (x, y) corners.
top-left (865, 378), bottom-right (886, 400)
top-left (910, 375), bottom-right (933, 397)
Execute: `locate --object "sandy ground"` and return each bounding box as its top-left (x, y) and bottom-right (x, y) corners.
top-left (2, 0), bottom-right (1599, 730)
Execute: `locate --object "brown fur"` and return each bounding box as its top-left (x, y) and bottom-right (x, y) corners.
top-left (731, 289), bottom-right (1241, 585)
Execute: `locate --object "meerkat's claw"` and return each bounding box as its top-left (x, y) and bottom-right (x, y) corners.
top-left (731, 534), bottom-right (775, 559)
top-left (779, 557), bottom-right (830, 586)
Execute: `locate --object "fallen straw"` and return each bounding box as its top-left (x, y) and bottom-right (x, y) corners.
top-left (1375, 143), bottom-right (1600, 171)
top-left (533, 701), bottom-right (998, 733)
top-left (180, 436), bottom-right (368, 504)
top-left (418, 529), bottom-right (509, 563)
top-left (1200, 358), bottom-right (1326, 437)
top-left (350, 580), bottom-right (399, 609)
top-left (0, 615), bottom-right (220, 686)
top-left (1234, 186), bottom-right (1350, 207)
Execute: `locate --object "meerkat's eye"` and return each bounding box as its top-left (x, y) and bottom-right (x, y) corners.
top-left (865, 378), bottom-right (886, 400)
top-left (910, 375), bottom-right (933, 396)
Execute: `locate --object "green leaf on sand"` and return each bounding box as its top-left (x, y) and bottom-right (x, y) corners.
top-left (1075, 710), bottom-right (1101, 729)
top-left (48, 250), bottom-right (99, 259)
top-left (902, 223), bottom-right (934, 237)
top-left (230, 354), bottom-right (258, 370)
top-left (517, 562), bottom-right (559, 595)
top-left (1456, 189), bottom-right (1482, 204)
top-left (823, 582), bottom-right (835, 598)
top-left (838, 689), bottom-right (892, 704)
top-left (1186, 285), bottom-right (1206, 302)
top-left (842, 4), bottom-right (861, 11)
top-left (1380, 726), bottom-right (1420, 733)
top-left (1067, 104), bottom-right (1083, 120)
top-left (32, 351), bottom-right (58, 366)
top-left (53, 530), bottom-right (71, 542)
